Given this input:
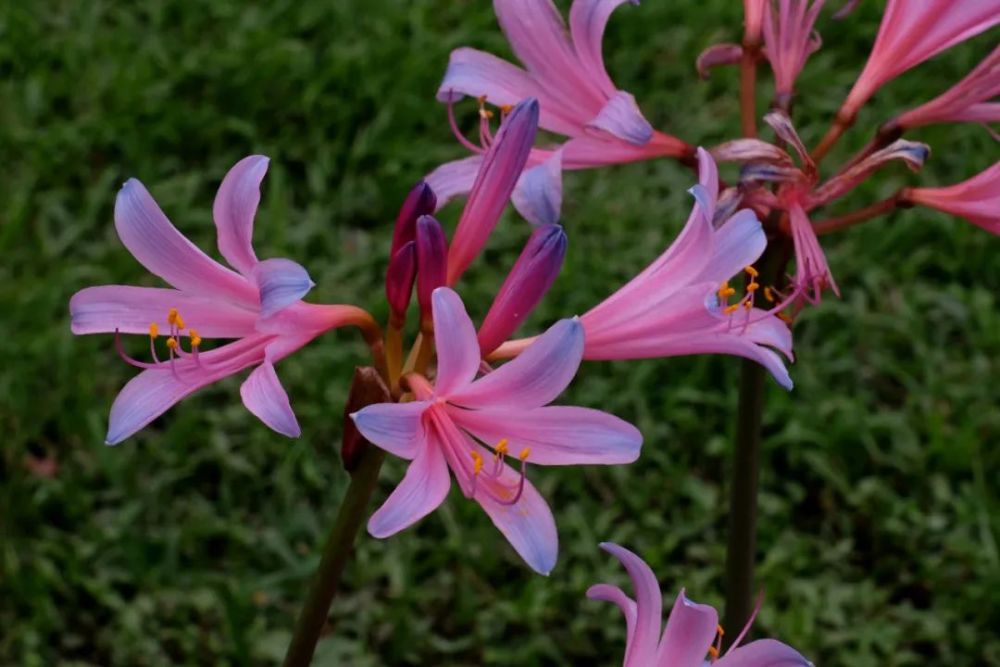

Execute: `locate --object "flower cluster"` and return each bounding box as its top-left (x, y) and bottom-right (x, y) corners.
top-left (69, 0), bottom-right (997, 663)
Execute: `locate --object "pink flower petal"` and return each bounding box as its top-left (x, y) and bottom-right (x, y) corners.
top-left (114, 179), bottom-right (255, 304)
top-left (715, 639), bottom-right (811, 667)
top-left (511, 150), bottom-right (564, 226)
top-left (447, 99), bottom-right (539, 284)
top-left (473, 454), bottom-right (558, 574)
top-left (449, 317), bottom-right (583, 409)
top-left (694, 209), bottom-right (766, 284)
top-left (569, 0), bottom-right (639, 96)
top-left (431, 287), bottom-right (483, 396)
top-left (69, 285), bottom-right (258, 338)
top-left (252, 257), bottom-right (315, 318)
top-left (586, 583), bottom-right (638, 659)
top-left (586, 91), bottom-right (654, 145)
top-left (450, 405), bottom-right (641, 465)
top-left (424, 155), bottom-right (484, 212)
top-left (598, 543), bottom-right (662, 667)
top-left (213, 155), bottom-right (268, 276)
top-left (654, 590), bottom-right (719, 667)
top-left (906, 160), bottom-right (1000, 234)
top-left (351, 401), bottom-right (430, 460)
top-left (368, 440), bottom-right (451, 538)
top-left (240, 360), bottom-right (300, 438)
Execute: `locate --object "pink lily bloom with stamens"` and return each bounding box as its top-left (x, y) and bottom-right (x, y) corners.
top-left (904, 162), bottom-right (1000, 235)
top-left (762, 0), bottom-right (825, 105)
top-left (895, 45), bottom-right (1000, 132)
top-left (574, 148), bottom-right (795, 388)
top-left (838, 0), bottom-right (1000, 123)
top-left (351, 287), bottom-right (642, 574)
top-left (70, 156), bottom-right (375, 444)
top-left (427, 0), bottom-right (692, 223)
top-left (589, 543), bottom-right (811, 667)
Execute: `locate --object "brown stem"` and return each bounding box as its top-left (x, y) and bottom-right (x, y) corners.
top-left (811, 111), bottom-right (855, 163)
top-left (813, 193), bottom-right (902, 235)
top-left (740, 42), bottom-right (760, 138)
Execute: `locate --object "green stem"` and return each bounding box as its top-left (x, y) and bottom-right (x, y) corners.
top-left (283, 447), bottom-right (386, 667)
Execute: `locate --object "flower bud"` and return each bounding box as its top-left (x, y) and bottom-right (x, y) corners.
top-left (478, 224), bottom-right (567, 355)
top-left (390, 181), bottom-right (437, 258)
top-left (416, 215), bottom-right (448, 328)
top-left (385, 241), bottom-right (416, 324)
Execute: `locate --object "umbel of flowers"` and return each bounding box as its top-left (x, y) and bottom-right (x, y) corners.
top-left (69, 0), bottom-right (997, 664)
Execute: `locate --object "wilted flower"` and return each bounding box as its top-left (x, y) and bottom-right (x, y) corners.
top-left (895, 45), bottom-right (1000, 131)
top-left (762, 0), bottom-right (825, 103)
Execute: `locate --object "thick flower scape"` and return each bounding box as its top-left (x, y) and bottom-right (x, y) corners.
top-left (68, 0), bottom-right (997, 663)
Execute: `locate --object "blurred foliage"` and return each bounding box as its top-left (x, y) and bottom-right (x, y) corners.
top-left (0, 0), bottom-right (997, 665)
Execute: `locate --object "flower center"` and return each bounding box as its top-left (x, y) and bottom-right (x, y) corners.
top-left (468, 437), bottom-right (531, 506)
top-left (115, 307), bottom-right (204, 381)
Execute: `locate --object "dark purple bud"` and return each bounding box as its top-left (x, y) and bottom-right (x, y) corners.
top-left (390, 181), bottom-right (437, 258)
top-left (416, 215), bottom-right (448, 326)
top-left (477, 224), bottom-right (567, 354)
top-left (385, 241), bottom-right (417, 323)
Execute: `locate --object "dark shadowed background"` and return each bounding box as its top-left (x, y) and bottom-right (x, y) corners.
top-left (1, 1), bottom-right (997, 665)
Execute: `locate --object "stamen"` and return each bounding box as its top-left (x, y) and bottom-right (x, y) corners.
top-left (446, 94), bottom-right (487, 154)
top-left (149, 323), bottom-right (159, 339)
top-left (744, 265), bottom-right (759, 278)
top-left (723, 303), bottom-right (741, 315)
top-left (717, 284), bottom-right (737, 299)
top-left (471, 450), bottom-right (484, 475)
top-left (166, 337), bottom-right (178, 351)
top-left (746, 282), bottom-right (759, 293)
top-left (707, 645), bottom-right (720, 660)
top-left (189, 328), bottom-right (202, 348)
top-left (518, 447), bottom-right (530, 461)
top-left (763, 286), bottom-right (775, 303)
top-left (167, 308), bottom-right (179, 325)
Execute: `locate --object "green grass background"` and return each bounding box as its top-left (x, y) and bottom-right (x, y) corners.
top-left (1, 1), bottom-right (997, 665)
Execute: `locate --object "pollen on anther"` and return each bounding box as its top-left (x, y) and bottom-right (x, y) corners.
top-left (716, 624), bottom-right (725, 636)
top-left (746, 282), bottom-right (760, 293)
top-left (189, 328), bottom-right (202, 348)
top-left (149, 323), bottom-right (159, 339)
top-left (707, 645), bottom-right (720, 659)
top-left (496, 438), bottom-right (509, 455)
top-left (744, 265), bottom-right (759, 278)
top-left (763, 286), bottom-right (775, 303)
top-left (167, 308), bottom-right (179, 325)
top-left (718, 285), bottom-right (737, 298)
top-left (518, 447), bottom-right (530, 461)
top-left (471, 450), bottom-right (484, 475)
top-left (724, 303), bottom-right (741, 315)
top-left (166, 337), bottom-right (178, 350)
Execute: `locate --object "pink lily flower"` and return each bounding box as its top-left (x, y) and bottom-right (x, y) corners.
top-left (839, 0), bottom-right (1000, 122)
top-left (427, 0), bottom-right (692, 224)
top-left (904, 161), bottom-right (1000, 235)
top-left (589, 543), bottom-right (811, 667)
top-left (762, 0), bottom-right (825, 103)
top-left (575, 148), bottom-right (795, 389)
top-left (351, 287), bottom-right (642, 574)
top-left (895, 45), bottom-right (1000, 131)
top-left (70, 156), bottom-right (374, 444)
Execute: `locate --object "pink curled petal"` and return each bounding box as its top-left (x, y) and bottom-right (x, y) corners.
top-left (368, 440), bottom-right (450, 538)
top-left (696, 210), bottom-right (766, 284)
top-left (253, 257), bottom-right (315, 318)
top-left (762, 110), bottom-right (812, 169)
top-left (697, 43), bottom-right (744, 79)
top-left (424, 155), bottom-right (484, 212)
top-left (654, 589), bottom-right (719, 667)
top-left (114, 179), bottom-right (254, 304)
top-left (351, 401), bottom-right (430, 460)
top-left (430, 288), bottom-right (483, 396)
top-left (586, 91), bottom-right (654, 145)
top-left (450, 318), bottom-right (583, 409)
top-left (810, 140), bottom-right (929, 207)
top-left (213, 155), bottom-right (268, 276)
top-left (436, 47), bottom-right (539, 106)
top-left (599, 543), bottom-right (662, 666)
top-left (715, 639), bottom-right (812, 667)
top-left (448, 405), bottom-right (641, 466)
top-left (474, 460), bottom-right (558, 575)
top-left (710, 139), bottom-right (793, 165)
top-left (69, 285), bottom-right (257, 338)
top-left (586, 584), bottom-right (639, 659)
top-left (569, 0), bottom-right (639, 95)
top-left (447, 99), bottom-right (539, 284)
top-left (240, 361), bottom-right (300, 438)
top-left (511, 150), bottom-right (564, 226)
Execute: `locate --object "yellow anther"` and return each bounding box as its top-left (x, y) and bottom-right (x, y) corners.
top-left (496, 438), bottom-right (509, 455)
top-left (716, 624), bottom-right (725, 636)
top-left (166, 337), bottom-right (178, 350)
top-left (189, 329), bottom-right (202, 348)
top-left (518, 447), bottom-right (531, 461)
top-left (717, 286), bottom-right (737, 298)
top-left (743, 300), bottom-right (753, 311)
top-left (724, 303), bottom-right (741, 315)
top-left (744, 265), bottom-right (759, 278)
top-left (778, 311), bottom-right (793, 324)
top-left (471, 450), bottom-right (484, 475)
top-left (746, 281), bottom-right (760, 293)
top-left (499, 104), bottom-right (513, 114)
top-left (167, 308), bottom-right (179, 325)
top-left (763, 286), bottom-right (775, 303)
top-left (708, 646), bottom-right (720, 659)
top-left (148, 323), bottom-right (159, 339)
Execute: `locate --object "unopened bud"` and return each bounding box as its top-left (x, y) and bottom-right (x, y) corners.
top-left (385, 241), bottom-right (417, 323)
top-left (416, 215), bottom-right (448, 328)
top-left (390, 181), bottom-right (437, 258)
top-left (477, 224), bottom-right (567, 354)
